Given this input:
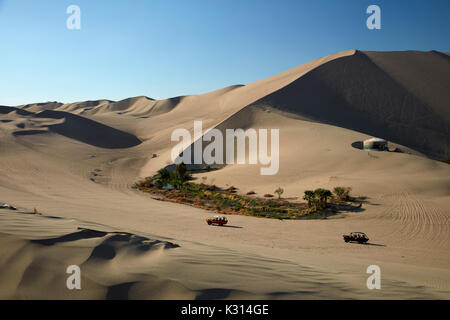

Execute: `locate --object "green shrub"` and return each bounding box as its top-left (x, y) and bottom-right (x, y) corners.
top-left (158, 168), bottom-right (170, 180)
top-left (333, 186), bottom-right (352, 201)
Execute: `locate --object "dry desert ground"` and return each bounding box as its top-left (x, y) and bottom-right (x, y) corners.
top-left (0, 50), bottom-right (449, 299)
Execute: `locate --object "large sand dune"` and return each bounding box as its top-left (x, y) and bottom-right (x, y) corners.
top-left (0, 50), bottom-right (449, 299)
top-left (245, 50), bottom-right (450, 159)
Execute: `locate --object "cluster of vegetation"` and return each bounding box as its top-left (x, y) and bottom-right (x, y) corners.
top-left (135, 165), bottom-right (308, 219)
top-left (137, 181), bottom-right (309, 219)
top-left (186, 183), bottom-right (307, 219)
top-left (135, 165), bottom-right (359, 220)
top-left (332, 186), bottom-right (353, 201)
top-left (302, 189), bottom-right (332, 210)
top-left (140, 163), bottom-right (192, 190)
top-left (302, 187), bottom-right (353, 210)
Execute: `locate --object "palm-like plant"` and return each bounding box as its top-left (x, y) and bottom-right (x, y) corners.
top-left (274, 187), bottom-right (284, 199)
top-left (158, 168), bottom-right (170, 180)
top-left (175, 162), bottom-right (187, 182)
top-left (314, 188), bottom-right (332, 208)
top-left (303, 190), bottom-right (315, 208)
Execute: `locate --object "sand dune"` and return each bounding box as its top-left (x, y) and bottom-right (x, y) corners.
top-left (244, 50), bottom-right (450, 159)
top-left (0, 211), bottom-right (191, 300)
top-left (2, 210), bottom-right (447, 299)
top-left (1, 106), bottom-right (141, 148)
top-left (0, 50), bottom-right (449, 299)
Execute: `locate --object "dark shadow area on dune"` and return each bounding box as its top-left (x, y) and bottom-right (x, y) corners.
top-left (90, 242), bottom-right (116, 260)
top-left (0, 106), bottom-right (18, 114)
top-left (195, 288), bottom-right (234, 300)
top-left (2, 106), bottom-right (142, 148)
top-left (32, 227), bottom-right (180, 261)
top-left (332, 202), bottom-right (365, 213)
top-left (106, 282), bottom-right (136, 300)
top-left (0, 105), bottom-right (33, 116)
top-left (431, 50), bottom-right (450, 62)
top-left (12, 130), bottom-right (48, 136)
top-left (32, 229), bottom-right (108, 246)
top-left (34, 110), bottom-right (142, 148)
top-left (85, 234), bottom-right (179, 262)
top-left (354, 196), bottom-right (381, 206)
top-left (249, 50), bottom-right (450, 159)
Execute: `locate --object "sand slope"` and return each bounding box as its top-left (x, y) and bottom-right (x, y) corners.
top-left (245, 50), bottom-right (450, 159)
top-left (0, 50), bottom-right (449, 299)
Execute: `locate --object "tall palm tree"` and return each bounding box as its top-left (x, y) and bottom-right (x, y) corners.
top-left (303, 190), bottom-right (315, 208)
top-left (314, 188), bottom-right (332, 208)
top-left (175, 162), bottom-right (187, 182)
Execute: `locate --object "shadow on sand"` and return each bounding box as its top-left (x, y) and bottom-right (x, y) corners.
top-left (220, 225), bottom-right (243, 229)
top-left (32, 229), bottom-right (108, 245)
top-left (365, 242), bottom-right (387, 247)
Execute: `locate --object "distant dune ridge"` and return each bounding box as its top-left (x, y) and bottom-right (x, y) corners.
top-left (247, 50), bottom-right (450, 159)
top-left (0, 50), bottom-right (449, 299)
top-left (3, 49), bottom-right (448, 158)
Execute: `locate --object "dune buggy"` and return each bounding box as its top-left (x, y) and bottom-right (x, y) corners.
top-left (206, 215), bottom-right (228, 226)
top-left (343, 232), bottom-right (369, 244)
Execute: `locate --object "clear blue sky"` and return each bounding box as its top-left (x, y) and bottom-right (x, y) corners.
top-left (1, 0), bottom-right (449, 105)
